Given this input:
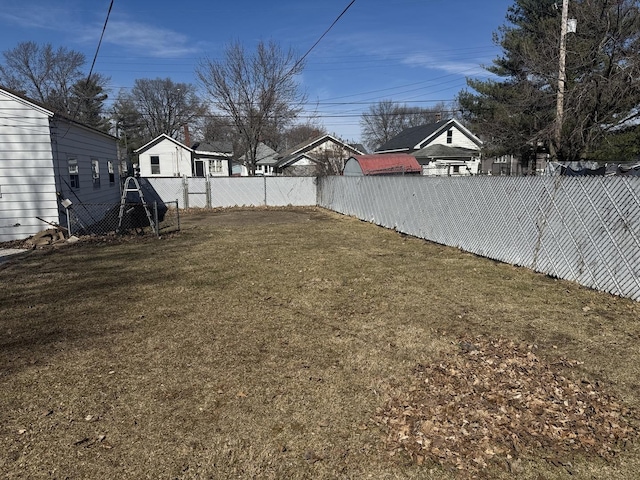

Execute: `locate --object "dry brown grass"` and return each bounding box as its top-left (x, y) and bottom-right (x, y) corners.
top-left (1, 207), bottom-right (639, 479)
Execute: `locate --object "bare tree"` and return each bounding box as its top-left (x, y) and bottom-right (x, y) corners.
top-left (196, 40), bottom-right (306, 175)
top-left (0, 41), bottom-right (87, 112)
top-left (360, 100), bottom-right (453, 152)
top-left (114, 78), bottom-right (207, 144)
top-left (274, 122), bottom-right (325, 152)
top-left (314, 142), bottom-right (354, 176)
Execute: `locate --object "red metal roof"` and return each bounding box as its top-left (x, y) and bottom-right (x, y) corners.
top-left (350, 154), bottom-right (421, 175)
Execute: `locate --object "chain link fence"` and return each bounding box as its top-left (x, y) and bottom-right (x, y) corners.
top-left (144, 176), bottom-right (317, 208)
top-left (318, 175), bottom-right (640, 302)
top-left (64, 200), bottom-right (180, 237)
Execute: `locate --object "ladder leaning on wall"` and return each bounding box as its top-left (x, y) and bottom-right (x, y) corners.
top-left (117, 176), bottom-right (156, 234)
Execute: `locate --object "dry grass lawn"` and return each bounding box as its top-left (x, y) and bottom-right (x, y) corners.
top-left (1, 207), bottom-right (639, 479)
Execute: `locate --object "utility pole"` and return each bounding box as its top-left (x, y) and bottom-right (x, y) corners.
top-left (554, 0), bottom-right (569, 161)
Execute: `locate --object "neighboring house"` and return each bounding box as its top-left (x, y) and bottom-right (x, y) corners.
top-left (343, 154), bottom-right (421, 176)
top-left (274, 134), bottom-right (364, 176)
top-left (376, 118), bottom-right (482, 176)
top-left (0, 87), bottom-right (120, 242)
top-left (192, 141), bottom-right (233, 177)
top-left (135, 134), bottom-right (232, 177)
top-left (253, 142), bottom-right (280, 176)
top-left (135, 134), bottom-right (192, 177)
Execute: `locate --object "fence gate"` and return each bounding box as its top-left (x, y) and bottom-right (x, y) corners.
top-left (183, 177), bottom-right (211, 209)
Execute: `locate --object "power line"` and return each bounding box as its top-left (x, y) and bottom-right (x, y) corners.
top-left (287, 0), bottom-right (356, 76)
top-left (61, 0), bottom-right (114, 136)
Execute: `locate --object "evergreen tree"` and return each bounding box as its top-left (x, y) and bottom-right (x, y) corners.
top-left (458, 0), bottom-right (640, 163)
top-left (69, 75), bottom-right (110, 131)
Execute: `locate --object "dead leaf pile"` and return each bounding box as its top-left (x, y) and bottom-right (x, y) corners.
top-left (376, 338), bottom-right (636, 473)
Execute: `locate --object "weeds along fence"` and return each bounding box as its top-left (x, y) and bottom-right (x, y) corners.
top-left (65, 200), bottom-right (180, 237)
top-left (317, 175), bottom-right (640, 302)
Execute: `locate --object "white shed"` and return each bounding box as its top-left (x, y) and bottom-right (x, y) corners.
top-left (0, 88), bottom-right (120, 242)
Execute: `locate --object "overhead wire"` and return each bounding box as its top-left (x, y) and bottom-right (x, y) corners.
top-left (60, 0), bottom-right (114, 137)
top-left (286, 0), bottom-right (357, 77)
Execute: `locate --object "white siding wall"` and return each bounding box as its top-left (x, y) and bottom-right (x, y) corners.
top-left (196, 156), bottom-right (231, 177)
top-left (211, 158), bottom-right (230, 177)
top-left (430, 128), bottom-right (480, 150)
top-left (138, 140), bottom-right (192, 177)
top-left (0, 92), bottom-right (58, 242)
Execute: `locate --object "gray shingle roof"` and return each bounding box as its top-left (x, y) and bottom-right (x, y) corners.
top-left (192, 141), bottom-right (233, 154)
top-left (376, 120), bottom-right (451, 152)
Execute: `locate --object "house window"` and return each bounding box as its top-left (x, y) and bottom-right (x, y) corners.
top-left (210, 159), bottom-right (223, 173)
top-left (447, 130), bottom-right (453, 144)
top-left (108, 160), bottom-right (115, 185)
top-left (91, 159), bottom-right (100, 188)
top-left (452, 165), bottom-right (460, 174)
top-left (68, 158), bottom-right (79, 188)
top-left (150, 155), bottom-right (160, 174)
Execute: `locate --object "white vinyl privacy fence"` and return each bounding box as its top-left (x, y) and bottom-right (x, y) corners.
top-left (317, 175), bottom-right (640, 301)
top-left (143, 175), bottom-right (640, 301)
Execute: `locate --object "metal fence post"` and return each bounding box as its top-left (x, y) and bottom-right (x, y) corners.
top-left (175, 199), bottom-right (180, 231)
top-left (206, 176), bottom-right (211, 208)
top-left (183, 175), bottom-right (189, 209)
top-left (66, 208), bottom-right (72, 236)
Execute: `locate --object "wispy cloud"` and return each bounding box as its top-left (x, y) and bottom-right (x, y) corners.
top-left (101, 20), bottom-right (200, 58)
top-left (320, 31), bottom-right (496, 79)
top-left (400, 53), bottom-right (492, 78)
top-left (0, 5), bottom-right (71, 32)
top-left (0, 3), bottom-right (201, 58)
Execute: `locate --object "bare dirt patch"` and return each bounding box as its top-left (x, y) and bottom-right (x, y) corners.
top-left (1, 207), bottom-right (639, 479)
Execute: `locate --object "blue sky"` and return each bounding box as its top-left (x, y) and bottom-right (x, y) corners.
top-left (0, 0), bottom-right (513, 142)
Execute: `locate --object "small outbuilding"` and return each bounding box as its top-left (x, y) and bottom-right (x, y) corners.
top-left (0, 87), bottom-right (120, 242)
top-left (342, 154), bottom-right (422, 176)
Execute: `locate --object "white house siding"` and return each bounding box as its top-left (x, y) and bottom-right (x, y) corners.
top-left (429, 128), bottom-right (480, 150)
top-left (193, 155), bottom-right (231, 177)
top-left (422, 159), bottom-right (480, 176)
top-left (138, 140), bottom-right (192, 177)
top-left (0, 92), bottom-right (58, 242)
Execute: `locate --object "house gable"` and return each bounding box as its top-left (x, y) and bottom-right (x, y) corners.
top-left (275, 134), bottom-right (364, 175)
top-left (135, 134), bottom-right (193, 177)
top-left (377, 119), bottom-right (482, 153)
